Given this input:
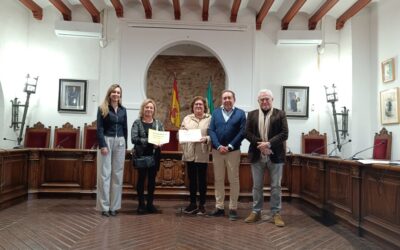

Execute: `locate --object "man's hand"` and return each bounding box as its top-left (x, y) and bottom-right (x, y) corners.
top-left (218, 146), bottom-right (229, 154)
top-left (257, 142), bottom-right (273, 155)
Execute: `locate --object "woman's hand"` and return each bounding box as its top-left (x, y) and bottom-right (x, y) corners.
top-left (100, 147), bottom-right (108, 156)
top-left (200, 137), bottom-right (207, 144)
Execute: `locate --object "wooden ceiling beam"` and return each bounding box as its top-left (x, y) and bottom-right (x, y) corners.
top-left (336, 0), bottom-right (371, 30)
top-left (110, 0), bottom-right (123, 18)
top-left (202, 0), bottom-right (209, 21)
top-left (141, 0), bottom-right (152, 19)
top-left (281, 0), bottom-right (306, 30)
top-left (309, 0), bottom-right (339, 30)
top-left (19, 0), bottom-right (43, 20)
top-left (79, 0), bottom-right (100, 23)
top-left (172, 0), bottom-right (181, 20)
top-left (230, 0), bottom-right (241, 23)
top-left (49, 0), bottom-right (71, 21)
top-left (256, 0), bottom-right (274, 30)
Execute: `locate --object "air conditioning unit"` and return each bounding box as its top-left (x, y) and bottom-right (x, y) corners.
top-left (276, 30), bottom-right (322, 46)
top-left (55, 20), bottom-right (102, 39)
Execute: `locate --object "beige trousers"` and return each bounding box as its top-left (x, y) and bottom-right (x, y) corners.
top-left (212, 149), bottom-right (241, 210)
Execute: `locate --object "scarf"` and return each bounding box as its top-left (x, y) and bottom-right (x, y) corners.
top-left (258, 107), bottom-right (273, 142)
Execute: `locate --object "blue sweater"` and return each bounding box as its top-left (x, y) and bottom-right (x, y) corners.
top-left (209, 107), bottom-right (246, 150)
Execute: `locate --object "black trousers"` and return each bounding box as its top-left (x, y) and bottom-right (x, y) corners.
top-left (136, 166), bottom-right (157, 205)
top-left (186, 161), bottom-right (208, 205)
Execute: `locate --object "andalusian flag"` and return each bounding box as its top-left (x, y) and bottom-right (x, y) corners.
top-left (170, 78), bottom-right (180, 127)
top-left (206, 80), bottom-right (214, 114)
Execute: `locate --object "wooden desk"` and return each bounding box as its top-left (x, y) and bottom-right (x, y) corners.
top-left (0, 149), bottom-right (290, 199)
top-left (287, 154), bottom-right (400, 248)
top-left (1, 150), bottom-right (398, 247)
top-left (0, 149), bottom-right (29, 209)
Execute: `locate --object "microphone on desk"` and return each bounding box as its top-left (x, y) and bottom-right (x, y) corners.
top-left (3, 138), bottom-right (22, 149)
top-left (286, 145), bottom-right (292, 155)
top-left (310, 141), bottom-right (335, 155)
top-left (56, 137), bottom-right (70, 148)
top-left (3, 137), bottom-right (17, 142)
top-left (328, 139), bottom-right (352, 157)
top-left (349, 141), bottom-right (386, 160)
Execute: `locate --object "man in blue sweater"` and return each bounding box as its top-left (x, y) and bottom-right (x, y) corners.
top-left (208, 90), bottom-right (246, 221)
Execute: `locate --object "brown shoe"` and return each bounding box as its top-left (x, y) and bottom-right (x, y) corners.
top-left (273, 213), bottom-right (285, 227)
top-left (244, 212), bottom-right (261, 223)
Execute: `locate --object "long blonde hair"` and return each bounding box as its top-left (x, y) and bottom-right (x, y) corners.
top-left (100, 84), bottom-right (122, 118)
top-left (139, 99), bottom-right (157, 119)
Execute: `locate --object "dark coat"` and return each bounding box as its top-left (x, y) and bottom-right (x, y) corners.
top-left (131, 119), bottom-right (164, 170)
top-left (96, 105), bottom-right (128, 149)
top-left (245, 108), bottom-right (288, 163)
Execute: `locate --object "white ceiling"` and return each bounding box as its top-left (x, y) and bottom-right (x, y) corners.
top-left (30, 0), bottom-right (378, 19)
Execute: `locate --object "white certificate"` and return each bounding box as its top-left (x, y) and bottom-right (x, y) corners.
top-left (179, 129), bottom-right (202, 143)
top-left (148, 129), bottom-right (170, 145)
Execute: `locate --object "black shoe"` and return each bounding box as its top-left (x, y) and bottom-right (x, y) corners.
top-left (208, 208), bottom-right (225, 217)
top-left (110, 210), bottom-right (118, 216)
top-left (137, 204), bottom-right (147, 214)
top-left (101, 211), bottom-right (110, 217)
top-left (183, 203), bottom-right (198, 214)
top-left (147, 204), bottom-right (158, 214)
top-left (228, 209), bottom-right (238, 221)
top-left (197, 205), bottom-right (206, 215)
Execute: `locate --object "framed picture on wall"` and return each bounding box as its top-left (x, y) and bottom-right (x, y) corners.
top-left (380, 87), bottom-right (400, 124)
top-left (58, 79), bottom-right (87, 113)
top-left (282, 86), bottom-right (309, 118)
top-left (381, 58), bottom-right (396, 83)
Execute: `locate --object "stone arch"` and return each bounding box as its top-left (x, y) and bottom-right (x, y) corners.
top-left (144, 40), bottom-right (227, 129)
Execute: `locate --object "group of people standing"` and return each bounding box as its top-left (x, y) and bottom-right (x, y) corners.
top-left (95, 84), bottom-right (288, 227)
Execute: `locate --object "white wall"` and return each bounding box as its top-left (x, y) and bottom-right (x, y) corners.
top-left (1, 0), bottom-right (398, 159)
top-left (0, 0), bottom-right (101, 148)
top-left (0, 0), bottom-right (30, 148)
top-left (376, 0), bottom-right (400, 160)
top-left (351, 6), bottom-right (375, 159)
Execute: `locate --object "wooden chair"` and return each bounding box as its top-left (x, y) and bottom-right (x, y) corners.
top-left (24, 121), bottom-right (51, 148)
top-left (372, 127), bottom-right (392, 160)
top-left (161, 130), bottom-right (180, 151)
top-left (83, 120), bottom-right (98, 149)
top-left (301, 129), bottom-right (327, 154)
top-left (53, 122), bottom-right (80, 149)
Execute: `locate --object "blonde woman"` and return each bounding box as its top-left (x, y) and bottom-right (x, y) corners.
top-left (96, 84), bottom-right (128, 217)
top-left (131, 99), bottom-right (164, 214)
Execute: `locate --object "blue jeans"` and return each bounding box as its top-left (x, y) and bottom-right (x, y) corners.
top-left (251, 159), bottom-right (283, 214)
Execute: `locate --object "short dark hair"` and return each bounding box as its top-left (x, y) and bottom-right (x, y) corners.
top-left (221, 89), bottom-right (236, 100)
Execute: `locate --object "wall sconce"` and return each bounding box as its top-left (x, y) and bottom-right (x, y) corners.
top-left (324, 84), bottom-right (349, 152)
top-left (9, 74), bottom-right (39, 146)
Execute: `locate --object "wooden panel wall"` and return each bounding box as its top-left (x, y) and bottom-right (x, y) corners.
top-left (289, 154), bottom-right (400, 248)
top-left (26, 150), bottom-right (291, 199)
top-left (0, 150), bottom-right (29, 208)
top-left (361, 166), bottom-right (400, 247)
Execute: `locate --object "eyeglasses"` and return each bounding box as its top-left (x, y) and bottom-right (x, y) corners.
top-left (258, 98), bottom-right (271, 102)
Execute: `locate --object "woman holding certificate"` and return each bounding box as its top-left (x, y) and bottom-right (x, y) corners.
top-left (131, 99), bottom-right (164, 214)
top-left (180, 96), bottom-right (211, 215)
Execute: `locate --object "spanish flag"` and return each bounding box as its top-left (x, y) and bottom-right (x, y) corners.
top-left (170, 78), bottom-right (180, 127)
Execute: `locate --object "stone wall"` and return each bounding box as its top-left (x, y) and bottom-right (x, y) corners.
top-left (147, 55), bottom-right (226, 130)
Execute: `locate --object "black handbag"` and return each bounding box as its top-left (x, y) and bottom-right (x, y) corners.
top-left (131, 120), bottom-right (160, 169)
top-left (133, 155), bottom-right (155, 169)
